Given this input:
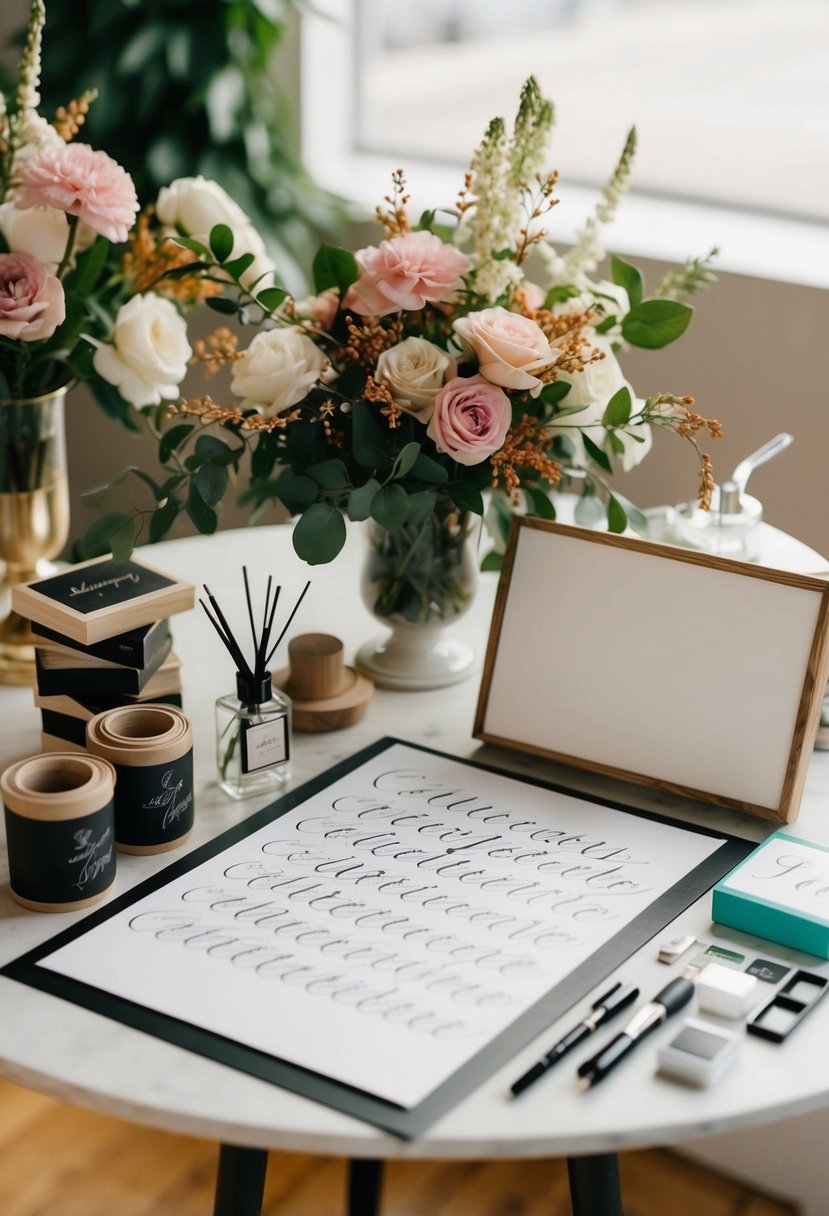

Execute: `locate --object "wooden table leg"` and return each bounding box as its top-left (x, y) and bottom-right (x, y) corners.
top-left (213, 1144), bottom-right (269, 1216)
top-left (567, 1152), bottom-right (624, 1216)
top-left (347, 1158), bottom-right (383, 1216)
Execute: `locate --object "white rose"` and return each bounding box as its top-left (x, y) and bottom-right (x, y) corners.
top-left (0, 200), bottom-right (95, 268)
top-left (156, 175), bottom-right (250, 238)
top-left (375, 336), bottom-right (456, 422)
top-left (156, 177), bottom-right (275, 292)
top-left (453, 306), bottom-right (557, 396)
top-left (231, 328), bottom-right (327, 416)
top-left (548, 334), bottom-right (652, 471)
top-left (93, 294), bottom-right (191, 407)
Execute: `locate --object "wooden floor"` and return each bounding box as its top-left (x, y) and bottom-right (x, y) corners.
top-left (0, 1078), bottom-right (793, 1216)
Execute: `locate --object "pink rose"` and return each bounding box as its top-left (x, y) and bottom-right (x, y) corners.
top-left (16, 143), bottom-right (139, 244)
top-left (427, 374), bottom-right (511, 466)
top-left (344, 230), bottom-right (470, 316)
top-left (453, 306), bottom-right (558, 396)
top-left (0, 252), bottom-right (65, 341)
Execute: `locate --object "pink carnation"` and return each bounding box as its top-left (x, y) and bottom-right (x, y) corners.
top-left (16, 144), bottom-right (139, 244)
top-left (0, 252), bottom-right (65, 342)
top-left (345, 230), bottom-right (470, 316)
top-left (427, 374), bottom-right (511, 466)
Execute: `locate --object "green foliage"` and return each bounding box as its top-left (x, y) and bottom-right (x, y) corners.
top-left (622, 299), bottom-right (693, 349)
top-left (34, 0), bottom-right (339, 278)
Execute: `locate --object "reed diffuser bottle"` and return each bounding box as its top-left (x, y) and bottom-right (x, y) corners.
top-left (215, 670), bottom-right (291, 800)
top-left (203, 571), bottom-right (308, 800)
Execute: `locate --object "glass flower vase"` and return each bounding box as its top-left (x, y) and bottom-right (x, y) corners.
top-left (0, 387), bottom-right (71, 685)
top-left (355, 500), bottom-right (478, 690)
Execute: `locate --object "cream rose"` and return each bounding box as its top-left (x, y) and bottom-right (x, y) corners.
top-left (0, 201), bottom-right (95, 268)
top-left (231, 328), bottom-right (328, 416)
top-left (375, 336), bottom-right (455, 422)
top-left (452, 306), bottom-right (557, 396)
top-left (548, 335), bottom-right (652, 471)
top-left (156, 176), bottom-right (275, 289)
top-left (92, 294), bottom-right (191, 407)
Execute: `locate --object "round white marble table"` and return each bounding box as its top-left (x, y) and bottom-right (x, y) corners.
top-left (1, 520), bottom-right (828, 1215)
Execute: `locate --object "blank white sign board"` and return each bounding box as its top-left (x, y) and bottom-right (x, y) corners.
top-left (474, 520), bottom-right (829, 822)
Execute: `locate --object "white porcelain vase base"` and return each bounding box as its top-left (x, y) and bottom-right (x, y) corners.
top-left (355, 627), bottom-right (477, 691)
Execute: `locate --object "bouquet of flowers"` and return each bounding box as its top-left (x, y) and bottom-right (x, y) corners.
top-left (0, 0), bottom-right (277, 515)
top-left (95, 76), bottom-right (719, 593)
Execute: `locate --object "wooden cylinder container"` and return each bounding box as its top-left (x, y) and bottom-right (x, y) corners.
top-left (1, 752), bottom-right (117, 912)
top-left (86, 704), bottom-right (193, 855)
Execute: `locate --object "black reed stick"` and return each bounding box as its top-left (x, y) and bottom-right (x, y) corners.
top-left (265, 580), bottom-right (311, 667)
top-left (202, 572), bottom-right (311, 690)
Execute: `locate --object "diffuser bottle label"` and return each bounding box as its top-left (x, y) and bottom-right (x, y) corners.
top-left (242, 717), bottom-right (289, 773)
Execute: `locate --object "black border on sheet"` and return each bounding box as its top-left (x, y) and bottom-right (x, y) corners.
top-left (1, 737), bottom-right (753, 1140)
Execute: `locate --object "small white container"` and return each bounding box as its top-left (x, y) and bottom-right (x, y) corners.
top-left (697, 962), bottom-right (758, 1019)
top-left (657, 1018), bottom-right (740, 1087)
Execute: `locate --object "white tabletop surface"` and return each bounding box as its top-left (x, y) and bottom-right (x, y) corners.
top-left (1, 517), bottom-right (829, 1160)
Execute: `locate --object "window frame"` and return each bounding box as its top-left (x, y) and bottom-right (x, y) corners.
top-left (300, 0), bottom-right (829, 289)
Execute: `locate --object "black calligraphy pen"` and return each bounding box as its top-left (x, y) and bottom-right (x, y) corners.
top-left (577, 973), bottom-right (696, 1088)
top-left (510, 982), bottom-right (639, 1097)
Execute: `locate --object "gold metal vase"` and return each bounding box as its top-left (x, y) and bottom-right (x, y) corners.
top-left (0, 387), bottom-right (71, 685)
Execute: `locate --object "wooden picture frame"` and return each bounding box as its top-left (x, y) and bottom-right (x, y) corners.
top-left (474, 519), bottom-right (829, 823)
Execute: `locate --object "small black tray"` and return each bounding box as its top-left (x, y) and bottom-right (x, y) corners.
top-left (747, 970), bottom-right (828, 1043)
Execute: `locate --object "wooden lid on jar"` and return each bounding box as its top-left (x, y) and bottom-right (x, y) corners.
top-left (86, 704), bottom-right (192, 767)
top-left (1, 752), bottom-right (116, 822)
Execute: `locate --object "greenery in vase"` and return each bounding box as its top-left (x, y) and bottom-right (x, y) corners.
top-left (85, 76), bottom-right (721, 567)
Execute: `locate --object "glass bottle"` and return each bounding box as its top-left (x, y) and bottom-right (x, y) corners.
top-left (215, 671), bottom-right (291, 799)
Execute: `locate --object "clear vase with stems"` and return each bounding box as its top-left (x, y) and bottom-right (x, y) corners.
top-left (0, 387), bottom-right (71, 684)
top-left (355, 497), bottom-right (479, 691)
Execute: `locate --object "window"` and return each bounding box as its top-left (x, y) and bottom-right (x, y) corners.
top-left (301, 0), bottom-right (829, 286)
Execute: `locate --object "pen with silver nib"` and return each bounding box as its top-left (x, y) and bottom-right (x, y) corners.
top-left (510, 982), bottom-right (639, 1097)
top-left (577, 975), bottom-right (696, 1088)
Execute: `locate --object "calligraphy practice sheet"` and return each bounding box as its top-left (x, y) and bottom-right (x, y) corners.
top-left (31, 742), bottom-right (730, 1110)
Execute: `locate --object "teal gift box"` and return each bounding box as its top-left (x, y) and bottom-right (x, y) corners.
top-left (712, 831), bottom-right (829, 959)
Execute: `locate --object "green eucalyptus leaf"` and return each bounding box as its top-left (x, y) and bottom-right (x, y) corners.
top-left (539, 381), bottom-right (572, 407)
top-left (526, 485), bottom-right (556, 520)
top-left (149, 496), bottom-right (180, 544)
top-left (186, 481), bottom-right (218, 534)
top-left (448, 484), bottom-right (484, 515)
top-left (292, 502), bottom-right (347, 565)
top-left (602, 385), bottom-right (632, 427)
top-left (257, 286), bottom-right (288, 312)
top-left (78, 512), bottom-right (134, 560)
top-left (306, 458), bottom-right (350, 490)
top-left (583, 433), bottom-right (613, 473)
top-left (607, 432), bottom-right (625, 456)
top-left (195, 434), bottom-right (239, 465)
top-left (222, 252), bottom-right (255, 281)
top-left (110, 515), bottom-right (136, 562)
top-left (612, 491), bottom-right (649, 537)
top-left (371, 484), bottom-right (409, 531)
top-left (610, 255), bottom-right (643, 309)
top-left (347, 478), bottom-right (380, 521)
top-left (209, 223), bottom-right (234, 262)
top-left (274, 469), bottom-right (318, 508)
top-left (392, 441), bottom-right (421, 480)
top-left (481, 551), bottom-right (504, 573)
top-left (410, 450), bottom-right (449, 484)
top-left (159, 423), bottom-right (195, 463)
top-left (622, 299), bottom-right (693, 349)
top-left (607, 494), bottom-right (628, 534)
top-left (195, 461), bottom-right (229, 507)
top-left (161, 260), bottom-right (211, 281)
top-left (206, 296), bottom-right (240, 315)
top-left (406, 490), bottom-right (438, 526)
top-left (352, 401), bottom-right (390, 470)
top-left (312, 243), bottom-right (358, 294)
top-left (170, 235), bottom-right (210, 257)
top-left (73, 237), bottom-right (110, 299)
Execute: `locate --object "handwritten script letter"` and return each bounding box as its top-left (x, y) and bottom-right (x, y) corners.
top-left (40, 745), bottom-right (723, 1107)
